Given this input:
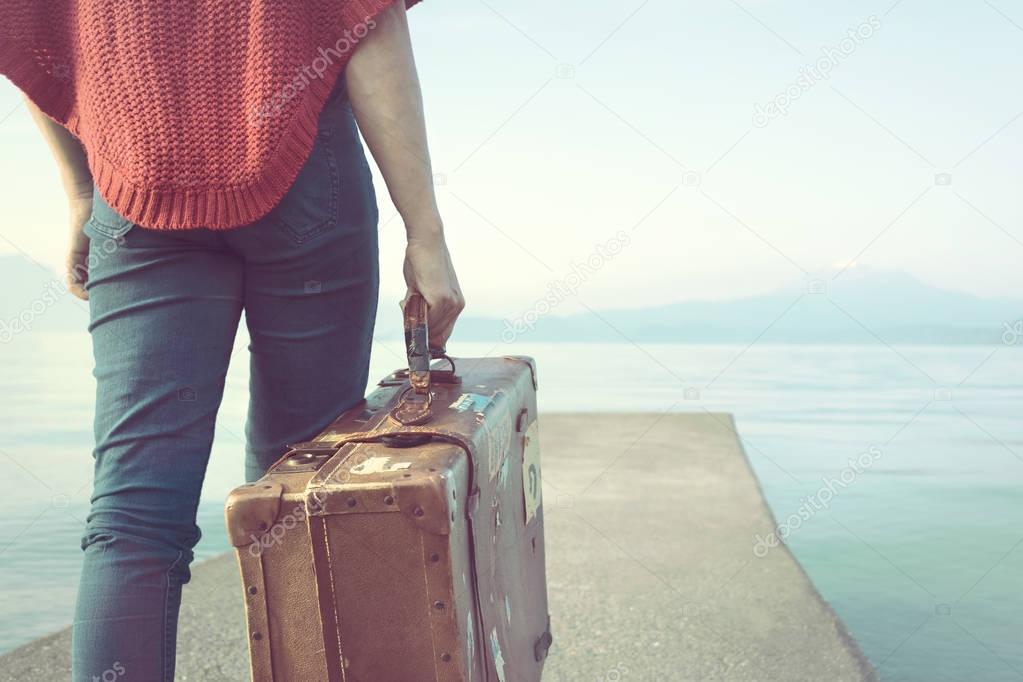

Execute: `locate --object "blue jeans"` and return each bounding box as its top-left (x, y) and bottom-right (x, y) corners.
top-left (71, 87), bottom-right (379, 681)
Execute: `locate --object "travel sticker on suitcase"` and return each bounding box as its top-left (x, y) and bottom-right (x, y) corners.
top-left (522, 420), bottom-right (542, 524)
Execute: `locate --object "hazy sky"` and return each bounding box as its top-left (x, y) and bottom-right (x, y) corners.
top-left (1, 0), bottom-right (1021, 318)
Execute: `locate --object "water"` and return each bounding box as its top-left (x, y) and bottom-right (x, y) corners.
top-left (1, 332), bottom-right (1020, 681)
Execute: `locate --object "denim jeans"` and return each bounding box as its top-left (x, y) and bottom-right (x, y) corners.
top-left (70, 85), bottom-right (379, 681)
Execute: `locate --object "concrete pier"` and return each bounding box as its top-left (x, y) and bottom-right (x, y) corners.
top-left (0, 413), bottom-right (876, 681)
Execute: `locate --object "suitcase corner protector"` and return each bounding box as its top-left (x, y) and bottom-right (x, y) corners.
top-left (395, 475), bottom-right (457, 536)
top-left (225, 480), bottom-right (285, 548)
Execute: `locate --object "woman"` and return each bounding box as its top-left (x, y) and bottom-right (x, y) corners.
top-left (1, 1), bottom-right (463, 679)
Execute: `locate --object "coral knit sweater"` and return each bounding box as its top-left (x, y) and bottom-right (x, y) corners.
top-left (0, 0), bottom-right (419, 230)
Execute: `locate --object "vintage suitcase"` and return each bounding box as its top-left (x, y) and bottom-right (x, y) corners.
top-left (225, 295), bottom-right (552, 681)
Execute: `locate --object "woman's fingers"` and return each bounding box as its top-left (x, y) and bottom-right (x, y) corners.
top-left (65, 247), bottom-right (89, 301)
top-left (66, 196), bottom-right (93, 301)
top-left (403, 236), bottom-right (464, 350)
top-left (405, 287), bottom-right (461, 351)
top-left (425, 290), bottom-right (463, 350)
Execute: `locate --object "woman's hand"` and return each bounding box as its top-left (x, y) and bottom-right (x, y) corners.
top-left (65, 193), bottom-right (93, 301)
top-left (24, 96), bottom-right (94, 300)
top-left (403, 232), bottom-right (464, 350)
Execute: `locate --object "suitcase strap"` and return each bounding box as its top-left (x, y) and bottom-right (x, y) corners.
top-left (309, 427), bottom-right (495, 681)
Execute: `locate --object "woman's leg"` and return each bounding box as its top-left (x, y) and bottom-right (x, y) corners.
top-left (226, 96), bottom-right (381, 479)
top-left (72, 224), bottom-right (243, 682)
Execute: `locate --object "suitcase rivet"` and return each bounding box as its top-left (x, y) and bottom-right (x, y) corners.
top-left (433, 600), bottom-right (445, 610)
top-left (440, 653), bottom-right (451, 663)
top-left (429, 552), bottom-right (440, 563)
top-left (346, 498), bottom-right (357, 508)
top-left (414, 507), bottom-right (425, 517)
top-left (247, 586), bottom-right (258, 595)
top-left (384, 495), bottom-right (394, 505)
top-left (252, 632), bottom-right (263, 641)
top-left (258, 522), bottom-right (268, 531)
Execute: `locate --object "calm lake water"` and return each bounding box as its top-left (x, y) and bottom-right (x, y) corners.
top-left (1, 332), bottom-right (1020, 681)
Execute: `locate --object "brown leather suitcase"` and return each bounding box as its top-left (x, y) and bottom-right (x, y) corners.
top-left (225, 295), bottom-right (552, 681)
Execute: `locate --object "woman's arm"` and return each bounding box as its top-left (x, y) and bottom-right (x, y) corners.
top-left (26, 98), bottom-right (94, 300)
top-left (345, 1), bottom-right (464, 348)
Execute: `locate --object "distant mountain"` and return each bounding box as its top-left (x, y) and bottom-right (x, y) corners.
top-left (2, 254), bottom-right (1018, 345)
top-left (439, 266), bottom-right (1023, 345)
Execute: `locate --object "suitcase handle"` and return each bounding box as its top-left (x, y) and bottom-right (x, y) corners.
top-left (403, 292), bottom-right (432, 395)
top-left (389, 293), bottom-right (455, 426)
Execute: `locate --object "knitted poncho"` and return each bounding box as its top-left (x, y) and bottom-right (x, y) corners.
top-left (0, 0), bottom-right (418, 230)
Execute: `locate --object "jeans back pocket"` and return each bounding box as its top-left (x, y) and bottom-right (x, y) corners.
top-left (269, 129), bottom-right (341, 244)
top-left (85, 189), bottom-right (135, 240)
